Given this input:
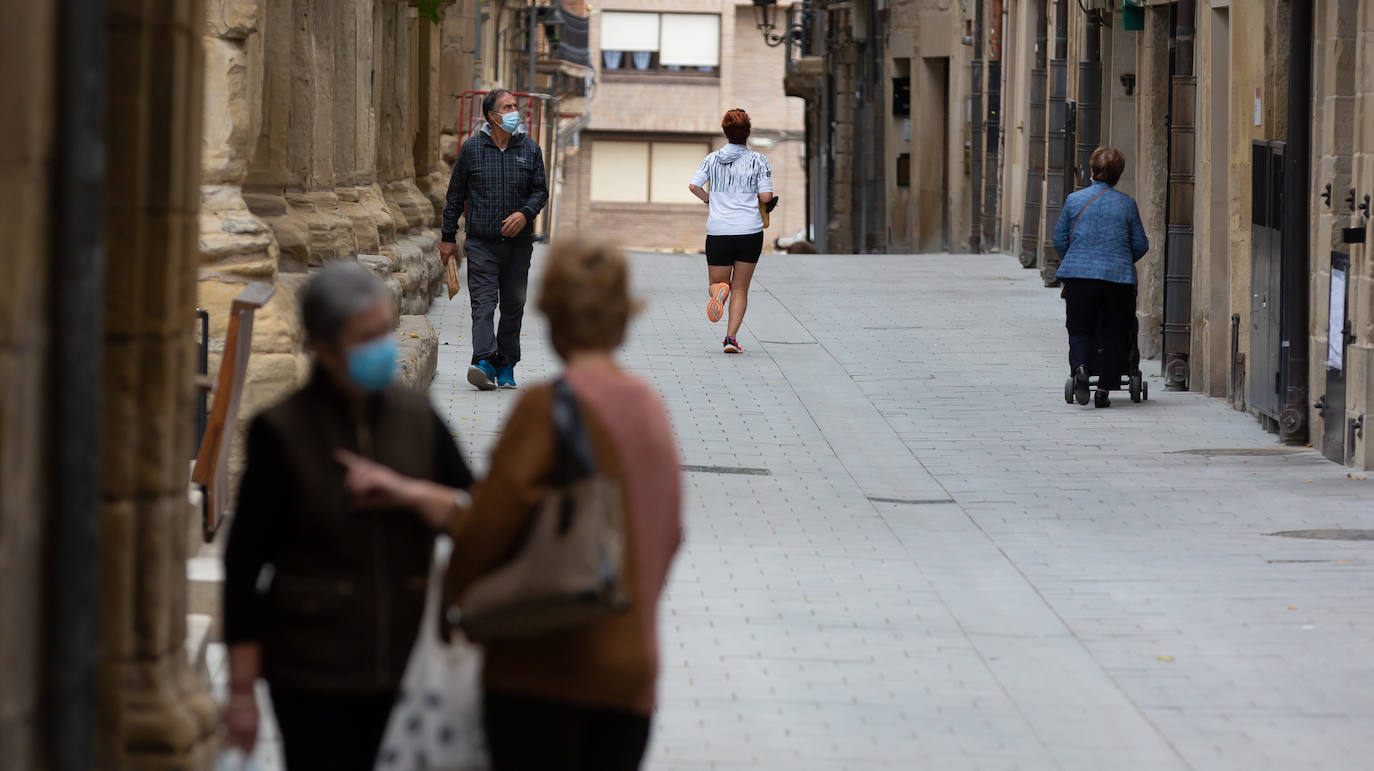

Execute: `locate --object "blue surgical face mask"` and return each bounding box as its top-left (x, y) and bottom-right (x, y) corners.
top-left (346, 336), bottom-right (398, 392)
top-left (499, 110), bottom-right (521, 133)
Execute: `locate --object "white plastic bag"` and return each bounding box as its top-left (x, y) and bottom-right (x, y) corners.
top-left (374, 536), bottom-right (489, 771)
top-left (213, 749), bottom-right (262, 771)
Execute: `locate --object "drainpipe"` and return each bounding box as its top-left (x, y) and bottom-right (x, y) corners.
top-left (528, 1), bottom-right (538, 94)
top-left (48, 0), bottom-right (106, 767)
top-left (984, 0), bottom-right (1003, 248)
top-left (971, 0), bottom-right (985, 252)
top-left (1041, 0), bottom-right (1069, 287)
top-left (1280, 0), bottom-right (1313, 442)
top-left (1019, 0), bottom-right (1048, 268)
top-left (1163, 0), bottom-right (1196, 390)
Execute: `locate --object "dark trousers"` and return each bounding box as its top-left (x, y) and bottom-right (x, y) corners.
top-left (269, 687), bottom-right (396, 771)
top-left (465, 234), bottom-right (534, 369)
top-left (1064, 278), bottom-right (1135, 391)
top-left (484, 691), bottom-right (651, 771)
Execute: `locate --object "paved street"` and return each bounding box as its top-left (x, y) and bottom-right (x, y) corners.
top-left (218, 249), bottom-right (1374, 769)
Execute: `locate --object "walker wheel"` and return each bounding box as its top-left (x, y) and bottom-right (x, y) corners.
top-left (1143, 381), bottom-right (1149, 401)
top-left (1129, 375), bottom-right (1143, 404)
top-left (1064, 378), bottom-right (1075, 404)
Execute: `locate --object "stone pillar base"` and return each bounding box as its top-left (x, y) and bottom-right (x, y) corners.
top-left (199, 185), bottom-right (277, 278)
top-left (358, 183), bottom-right (400, 246)
top-left (414, 170), bottom-right (449, 223)
top-left (120, 654), bottom-right (218, 765)
top-left (386, 178), bottom-right (437, 232)
top-left (337, 185), bottom-right (383, 253)
top-left (396, 315), bottom-right (439, 390)
top-left (380, 230), bottom-right (443, 315)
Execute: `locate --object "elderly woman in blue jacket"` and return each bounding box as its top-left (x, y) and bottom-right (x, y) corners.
top-left (1053, 146), bottom-right (1150, 408)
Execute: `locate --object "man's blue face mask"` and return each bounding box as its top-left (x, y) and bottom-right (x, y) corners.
top-left (499, 110), bottom-right (521, 133)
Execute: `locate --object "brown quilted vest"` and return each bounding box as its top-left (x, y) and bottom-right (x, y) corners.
top-left (257, 371), bottom-right (437, 692)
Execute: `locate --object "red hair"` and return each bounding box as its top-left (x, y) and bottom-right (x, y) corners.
top-left (722, 109), bottom-right (751, 145)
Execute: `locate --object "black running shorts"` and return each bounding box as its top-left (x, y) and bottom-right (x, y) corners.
top-left (705, 232), bottom-right (764, 267)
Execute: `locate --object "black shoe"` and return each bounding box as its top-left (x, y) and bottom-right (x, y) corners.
top-left (1094, 390), bottom-right (1111, 408)
top-left (1073, 366), bottom-right (1091, 405)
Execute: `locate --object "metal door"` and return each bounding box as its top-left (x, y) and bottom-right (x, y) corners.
top-left (1321, 251), bottom-right (1351, 463)
top-left (1249, 141), bottom-right (1284, 420)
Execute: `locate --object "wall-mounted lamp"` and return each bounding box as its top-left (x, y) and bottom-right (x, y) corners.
top-left (753, 0), bottom-right (784, 46)
top-left (754, 0), bottom-right (813, 48)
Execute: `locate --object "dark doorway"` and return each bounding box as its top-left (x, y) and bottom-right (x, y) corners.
top-left (916, 56), bottom-right (950, 252)
top-left (1249, 140), bottom-right (1284, 426)
top-left (1321, 252), bottom-right (1351, 463)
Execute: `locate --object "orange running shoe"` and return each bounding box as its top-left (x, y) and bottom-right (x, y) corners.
top-left (706, 283), bottom-right (730, 323)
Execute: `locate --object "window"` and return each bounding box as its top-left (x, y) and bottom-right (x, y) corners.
top-left (590, 139), bottom-right (710, 204)
top-left (599, 12), bottom-right (719, 75)
top-left (649, 143), bottom-right (708, 204)
top-left (589, 141), bottom-right (650, 203)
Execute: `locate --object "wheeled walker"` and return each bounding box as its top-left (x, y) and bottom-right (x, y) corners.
top-left (1063, 312), bottom-right (1148, 405)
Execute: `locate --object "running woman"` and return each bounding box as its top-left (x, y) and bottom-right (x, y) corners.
top-left (688, 108), bottom-right (776, 354)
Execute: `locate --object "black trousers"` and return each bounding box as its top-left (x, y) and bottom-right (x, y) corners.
top-left (269, 687), bottom-right (396, 771)
top-left (484, 691), bottom-right (651, 771)
top-left (465, 234), bottom-right (534, 369)
top-left (1063, 278), bottom-right (1135, 391)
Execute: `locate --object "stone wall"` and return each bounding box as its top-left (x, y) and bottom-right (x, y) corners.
top-left (0, 4), bottom-right (55, 767)
top-left (198, 0), bottom-right (464, 480)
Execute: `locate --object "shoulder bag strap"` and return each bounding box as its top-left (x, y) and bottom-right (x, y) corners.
top-left (1070, 187), bottom-right (1111, 240)
top-left (551, 378), bottom-right (597, 483)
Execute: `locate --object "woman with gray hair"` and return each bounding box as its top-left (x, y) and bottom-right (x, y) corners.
top-left (221, 262), bottom-right (473, 769)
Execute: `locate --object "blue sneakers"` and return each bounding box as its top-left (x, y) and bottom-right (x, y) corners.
top-left (496, 364), bottom-right (517, 389)
top-left (466, 360), bottom-right (497, 391)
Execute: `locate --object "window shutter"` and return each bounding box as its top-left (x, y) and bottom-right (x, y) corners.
top-left (649, 143), bottom-right (710, 204)
top-left (590, 140), bottom-right (650, 202)
top-left (658, 14), bottom-right (719, 68)
top-left (600, 12), bottom-right (660, 52)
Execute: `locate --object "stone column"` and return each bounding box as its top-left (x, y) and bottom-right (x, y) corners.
top-left (286, 0), bottom-right (359, 267)
top-left (375, 1), bottom-right (443, 315)
top-left (200, 0), bottom-right (309, 453)
top-left (440, 1), bottom-right (480, 139)
top-left (414, 11), bottom-right (449, 217)
top-left (244, 0), bottom-right (355, 271)
top-left (1348, 0), bottom-right (1374, 468)
top-left (335, 0), bottom-right (386, 254)
top-left (383, 2), bottom-right (438, 233)
top-left (0, 4), bottom-right (55, 767)
top-left (1134, 7), bottom-right (1171, 360)
top-left (102, 0), bottom-right (219, 766)
top-left (356, 0), bottom-right (404, 248)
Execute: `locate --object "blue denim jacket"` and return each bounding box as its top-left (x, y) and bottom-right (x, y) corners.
top-left (1053, 181), bottom-right (1149, 285)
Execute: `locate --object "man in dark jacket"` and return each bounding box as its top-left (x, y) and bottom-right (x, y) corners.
top-left (440, 88), bottom-right (549, 391)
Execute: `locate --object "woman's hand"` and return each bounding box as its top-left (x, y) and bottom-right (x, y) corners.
top-left (336, 449), bottom-right (467, 530)
top-left (223, 690), bottom-right (259, 753)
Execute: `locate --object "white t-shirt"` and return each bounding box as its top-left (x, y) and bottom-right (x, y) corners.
top-left (690, 144), bottom-right (773, 236)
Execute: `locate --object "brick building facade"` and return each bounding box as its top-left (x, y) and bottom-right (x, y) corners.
top-left (557, 0), bottom-right (808, 252)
